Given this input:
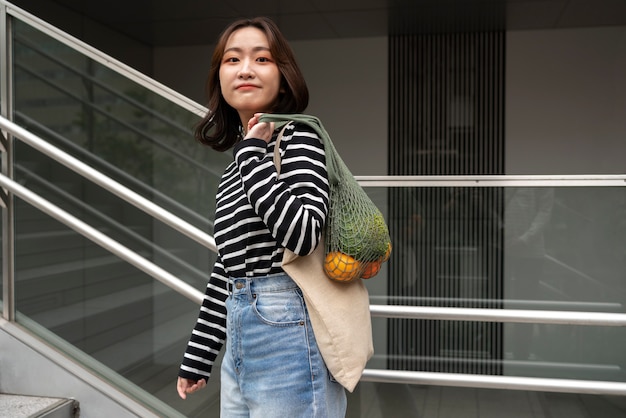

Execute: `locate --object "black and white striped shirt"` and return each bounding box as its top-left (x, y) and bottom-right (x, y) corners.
top-left (179, 122), bottom-right (329, 382)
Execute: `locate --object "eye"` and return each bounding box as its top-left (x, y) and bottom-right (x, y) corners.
top-left (224, 57), bottom-right (239, 63)
top-left (257, 56), bottom-right (272, 63)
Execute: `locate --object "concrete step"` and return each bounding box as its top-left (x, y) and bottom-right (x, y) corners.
top-left (0, 394), bottom-right (78, 417)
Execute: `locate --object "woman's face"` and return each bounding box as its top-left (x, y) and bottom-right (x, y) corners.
top-left (219, 26), bottom-right (281, 126)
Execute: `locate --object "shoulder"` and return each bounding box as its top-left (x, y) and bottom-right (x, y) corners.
top-left (286, 120), bottom-right (317, 134)
top-left (278, 121), bottom-right (322, 148)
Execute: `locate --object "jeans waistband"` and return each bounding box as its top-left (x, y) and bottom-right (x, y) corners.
top-left (228, 272), bottom-right (298, 295)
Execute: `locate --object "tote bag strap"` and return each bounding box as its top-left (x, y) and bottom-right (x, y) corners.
top-left (260, 113), bottom-right (344, 185)
top-left (273, 122), bottom-right (291, 176)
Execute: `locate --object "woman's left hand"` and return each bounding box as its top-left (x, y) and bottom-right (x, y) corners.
top-left (244, 113), bottom-right (275, 143)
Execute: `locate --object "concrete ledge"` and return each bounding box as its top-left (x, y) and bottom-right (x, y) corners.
top-left (0, 394), bottom-right (77, 417)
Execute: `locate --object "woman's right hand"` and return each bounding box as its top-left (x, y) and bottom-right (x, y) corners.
top-left (244, 113), bottom-right (274, 143)
top-left (177, 376), bottom-right (206, 399)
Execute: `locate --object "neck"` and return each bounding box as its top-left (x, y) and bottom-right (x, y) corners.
top-left (239, 112), bottom-right (254, 134)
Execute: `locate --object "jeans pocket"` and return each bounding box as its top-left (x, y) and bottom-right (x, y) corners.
top-left (252, 289), bottom-right (306, 326)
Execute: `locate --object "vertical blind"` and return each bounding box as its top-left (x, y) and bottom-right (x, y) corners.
top-left (388, 31), bottom-right (505, 375)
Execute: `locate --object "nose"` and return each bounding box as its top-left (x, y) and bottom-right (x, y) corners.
top-left (238, 59), bottom-right (254, 79)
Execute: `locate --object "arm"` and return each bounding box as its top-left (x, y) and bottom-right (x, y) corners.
top-left (178, 255), bottom-right (229, 398)
top-left (234, 122), bottom-right (329, 256)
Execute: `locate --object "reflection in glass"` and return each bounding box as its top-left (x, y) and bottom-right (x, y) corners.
top-left (384, 185), bottom-right (626, 382)
top-left (388, 187), bottom-right (504, 375)
top-left (504, 187), bottom-right (554, 360)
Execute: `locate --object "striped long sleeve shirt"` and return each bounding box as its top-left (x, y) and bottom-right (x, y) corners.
top-left (179, 121), bottom-right (329, 383)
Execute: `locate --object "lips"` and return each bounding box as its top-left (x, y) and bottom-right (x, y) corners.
top-left (236, 84), bottom-right (259, 90)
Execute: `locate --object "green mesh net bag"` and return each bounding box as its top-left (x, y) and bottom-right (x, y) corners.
top-left (260, 114), bottom-right (392, 282)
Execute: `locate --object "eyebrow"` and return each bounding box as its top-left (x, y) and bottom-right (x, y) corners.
top-left (224, 46), bottom-right (271, 54)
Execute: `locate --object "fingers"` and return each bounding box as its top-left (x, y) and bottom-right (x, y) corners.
top-left (245, 114), bottom-right (275, 143)
top-left (177, 377), bottom-right (207, 400)
top-left (247, 114), bottom-right (260, 132)
top-left (193, 379), bottom-right (207, 392)
top-left (246, 112), bottom-right (267, 129)
top-left (177, 377), bottom-right (189, 399)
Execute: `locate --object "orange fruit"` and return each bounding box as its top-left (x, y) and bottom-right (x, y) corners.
top-left (324, 251), bottom-right (361, 282)
top-left (361, 260), bottom-right (382, 279)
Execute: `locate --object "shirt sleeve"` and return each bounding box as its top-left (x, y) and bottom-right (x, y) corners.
top-left (178, 255), bottom-right (229, 383)
top-left (233, 122), bottom-right (330, 256)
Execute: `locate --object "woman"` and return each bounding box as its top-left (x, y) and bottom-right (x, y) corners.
top-left (176, 17), bottom-right (346, 417)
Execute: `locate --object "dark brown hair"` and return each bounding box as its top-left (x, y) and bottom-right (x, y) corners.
top-left (194, 17), bottom-right (309, 151)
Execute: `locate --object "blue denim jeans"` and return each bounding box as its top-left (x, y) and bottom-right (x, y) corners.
top-left (221, 273), bottom-right (347, 417)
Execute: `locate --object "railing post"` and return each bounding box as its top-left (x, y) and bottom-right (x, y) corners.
top-left (0, 0), bottom-right (16, 321)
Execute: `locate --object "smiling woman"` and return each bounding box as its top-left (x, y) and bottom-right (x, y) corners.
top-left (193, 17), bottom-right (309, 152)
top-left (218, 28), bottom-right (281, 127)
top-left (175, 17), bottom-right (346, 418)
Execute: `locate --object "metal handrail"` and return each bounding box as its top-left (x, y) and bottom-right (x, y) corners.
top-left (0, 116), bottom-right (216, 252)
top-left (356, 174), bottom-right (626, 187)
top-left (0, 172), bottom-right (204, 305)
top-left (360, 369), bottom-right (626, 396)
top-left (370, 295), bottom-right (623, 312)
top-left (369, 305), bottom-right (626, 326)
